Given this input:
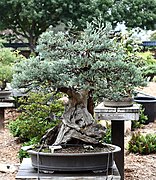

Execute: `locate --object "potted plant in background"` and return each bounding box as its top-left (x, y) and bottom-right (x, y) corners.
top-left (11, 20), bottom-right (145, 172)
top-left (101, 31), bottom-right (147, 107)
top-left (102, 57), bottom-right (146, 107)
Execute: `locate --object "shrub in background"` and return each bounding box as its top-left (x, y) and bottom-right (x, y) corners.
top-left (137, 51), bottom-right (156, 81)
top-left (18, 137), bottom-right (39, 162)
top-left (0, 45), bottom-right (25, 90)
top-left (9, 92), bottom-right (64, 142)
top-left (128, 132), bottom-right (156, 154)
top-left (102, 121), bottom-right (112, 144)
top-left (142, 64), bottom-right (156, 81)
top-left (131, 105), bottom-right (148, 130)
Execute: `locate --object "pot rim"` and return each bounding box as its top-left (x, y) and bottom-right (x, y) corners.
top-left (134, 96), bottom-right (156, 103)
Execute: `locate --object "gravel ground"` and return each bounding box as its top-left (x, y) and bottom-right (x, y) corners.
top-left (0, 128), bottom-right (20, 180)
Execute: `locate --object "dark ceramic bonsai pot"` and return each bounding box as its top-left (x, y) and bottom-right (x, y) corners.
top-left (28, 144), bottom-right (121, 172)
top-left (134, 96), bottom-right (156, 123)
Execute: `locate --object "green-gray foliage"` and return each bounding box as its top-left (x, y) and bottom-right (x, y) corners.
top-left (9, 92), bottom-right (64, 142)
top-left (12, 20), bottom-right (146, 102)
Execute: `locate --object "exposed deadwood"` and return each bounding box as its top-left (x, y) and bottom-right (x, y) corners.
top-left (41, 89), bottom-right (105, 146)
top-left (40, 124), bottom-right (61, 145)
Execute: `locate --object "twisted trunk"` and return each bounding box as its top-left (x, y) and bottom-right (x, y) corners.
top-left (42, 89), bottom-right (105, 146)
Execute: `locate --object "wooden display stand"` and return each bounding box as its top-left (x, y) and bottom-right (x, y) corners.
top-left (0, 102), bottom-right (14, 129)
top-left (94, 103), bottom-right (140, 180)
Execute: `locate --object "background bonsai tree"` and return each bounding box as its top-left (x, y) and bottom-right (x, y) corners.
top-left (12, 20), bottom-right (145, 146)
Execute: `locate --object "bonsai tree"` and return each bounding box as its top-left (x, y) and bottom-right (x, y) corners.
top-left (0, 46), bottom-right (25, 90)
top-left (12, 21), bottom-right (145, 146)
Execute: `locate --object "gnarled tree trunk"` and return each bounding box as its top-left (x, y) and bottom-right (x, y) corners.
top-left (42, 89), bottom-right (105, 146)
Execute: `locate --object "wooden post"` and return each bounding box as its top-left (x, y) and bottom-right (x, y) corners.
top-left (112, 120), bottom-right (124, 180)
top-left (0, 108), bottom-right (5, 129)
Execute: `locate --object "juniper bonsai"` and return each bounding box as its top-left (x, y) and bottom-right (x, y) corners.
top-left (12, 21), bottom-right (145, 146)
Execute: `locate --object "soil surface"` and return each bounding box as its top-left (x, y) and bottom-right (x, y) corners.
top-left (0, 82), bottom-right (156, 180)
top-left (36, 144), bottom-right (116, 154)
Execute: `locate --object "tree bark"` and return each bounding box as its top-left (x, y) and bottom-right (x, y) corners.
top-left (42, 89), bottom-right (105, 146)
top-left (87, 90), bottom-right (94, 117)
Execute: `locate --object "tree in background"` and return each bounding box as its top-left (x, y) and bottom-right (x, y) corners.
top-left (0, 0), bottom-right (113, 51)
top-left (1, 0), bottom-right (156, 52)
top-left (111, 0), bottom-right (156, 30)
